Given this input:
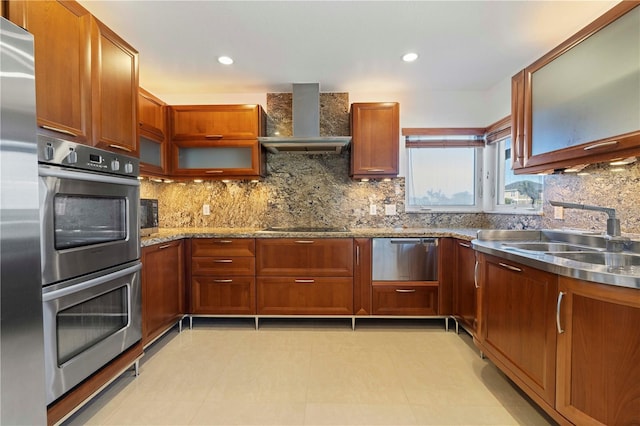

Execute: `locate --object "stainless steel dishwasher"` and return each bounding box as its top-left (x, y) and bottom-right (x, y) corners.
top-left (372, 238), bottom-right (438, 281)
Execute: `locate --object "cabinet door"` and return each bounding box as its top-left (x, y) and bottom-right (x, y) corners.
top-left (8, 0), bottom-right (92, 144)
top-left (170, 105), bottom-right (262, 140)
top-left (353, 238), bottom-right (372, 315)
top-left (256, 239), bottom-right (354, 277)
top-left (192, 276), bottom-right (255, 315)
top-left (350, 103), bottom-right (399, 178)
top-left (138, 88), bottom-right (167, 176)
top-left (170, 140), bottom-right (262, 178)
top-left (141, 241), bottom-right (184, 346)
top-left (91, 17), bottom-right (139, 156)
top-left (556, 277), bottom-right (640, 425)
top-left (257, 277), bottom-right (353, 315)
top-left (371, 282), bottom-right (438, 316)
top-left (479, 254), bottom-right (558, 407)
top-left (453, 240), bottom-right (477, 332)
top-left (514, 2), bottom-right (640, 174)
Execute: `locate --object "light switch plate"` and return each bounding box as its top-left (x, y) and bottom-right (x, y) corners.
top-left (369, 204), bottom-right (377, 215)
top-left (203, 204), bottom-right (210, 215)
top-left (385, 204), bottom-right (396, 216)
top-left (553, 206), bottom-right (564, 220)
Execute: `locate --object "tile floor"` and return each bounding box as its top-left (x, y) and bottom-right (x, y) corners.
top-left (63, 318), bottom-right (556, 425)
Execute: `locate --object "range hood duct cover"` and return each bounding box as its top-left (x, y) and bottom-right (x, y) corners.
top-left (258, 83), bottom-right (351, 154)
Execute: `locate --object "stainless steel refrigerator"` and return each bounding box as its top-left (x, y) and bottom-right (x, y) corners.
top-left (0, 16), bottom-right (47, 425)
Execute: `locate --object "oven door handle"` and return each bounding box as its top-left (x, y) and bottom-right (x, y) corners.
top-left (42, 262), bottom-right (142, 302)
top-left (38, 165), bottom-right (140, 187)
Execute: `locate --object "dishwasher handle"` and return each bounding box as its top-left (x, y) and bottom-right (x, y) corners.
top-left (390, 238), bottom-right (438, 245)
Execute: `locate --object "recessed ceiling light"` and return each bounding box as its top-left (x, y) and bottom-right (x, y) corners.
top-left (218, 56), bottom-right (233, 65)
top-left (402, 52), bottom-right (418, 62)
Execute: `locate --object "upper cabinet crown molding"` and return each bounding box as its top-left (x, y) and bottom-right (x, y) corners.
top-left (512, 1), bottom-right (640, 174)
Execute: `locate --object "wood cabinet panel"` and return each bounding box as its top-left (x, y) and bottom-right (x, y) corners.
top-left (256, 238), bottom-right (353, 277)
top-left (191, 238), bottom-right (255, 257)
top-left (8, 0), bottom-right (92, 144)
top-left (478, 254), bottom-right (558, 407)
top-left (510, 70), bottom-right (526, 170)
top-left (191, 257), bottom-right (255, 276)
top-left (452, 239), bottom-right (477, 332)
top-left (353, 238), bottom-right (372, 315)
top-left (257, 277), bottom-right (353, 315)
top-left (371, 282), bottom-right (438, 316)
top-left (192, 276), bottom-right (255, 315)
top-left (138, 87), bottom-right (165, 141)
top-left (141, 241), bottom-right (184, 346)
top-left (556, 277), bottom-right (640, 425)
top-left (90, 16), bottom-right (138, 156)
top-left (170, 105), bottom-right (263, 140)
top-left (350, 102), bottom-right (399, 179)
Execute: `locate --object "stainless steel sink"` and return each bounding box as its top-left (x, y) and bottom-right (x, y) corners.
top-left (551, 251), bottom-right (640, 268)
top-left (502, 242), bottom-right (601, 252)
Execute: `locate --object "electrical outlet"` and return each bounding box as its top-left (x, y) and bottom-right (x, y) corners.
top-left (203, 204), bottom-right (210, 215)
top-left (369, 204), bottom-right (377, 215)
top-left (385, 204), bottom-right (396, 216)
top-left (553, 206), bottom-right (564, 220)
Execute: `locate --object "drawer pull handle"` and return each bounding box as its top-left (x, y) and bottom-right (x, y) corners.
top-left (205, 134), bottom-right (223, 139)
top-left (498, 262), bottom-right (522, 272)
top-left (365, 168), bottom-right (385, 172)
top-left (556, 291), bottom-right (566, 334)
top-left (356, 245), bottom-right (360, 266)
top-left (158, 244), bottom-right (172, 250)
top-left (213, 259), bottom-right (233, 263)
top-left (205, 170), bottom-right (224, 174)
top-left (108, 144), bottom-right (133, 153)
top-left (214, 279), bottom-right (233, 283)
top-left (40, 125), bottom-right (78, 137)
top-left (294, 240), bottom-right (314, 244)
top-left (216, 240), bottom-right (233, 244)
top-left (395, 289), bottom-right (416, 293)
top-left (295, 279), bottom-right (315, 283)
top-left (583, 140), bottom-right (618, 151)
top-left (458, 242), bottom-right (471, 248)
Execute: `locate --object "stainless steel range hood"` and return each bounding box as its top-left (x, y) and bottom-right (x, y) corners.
top-left (258, 83), bottom-right (351, 154)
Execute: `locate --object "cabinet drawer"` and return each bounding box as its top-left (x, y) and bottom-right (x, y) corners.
top-left (192, 257), bottom-right (255, 276)
top-left (192, 276), bottom-right (255, 315)
top-left (170, 105), bottom-right (262, 140)
top-left (192, 238), bottom-right (255, 257)
top-left (257, 277), bottom-right (353, 315)
top-left (372, 283), bottom-right (438, 316)
top-left (256, 239), bottom-right (353, 276)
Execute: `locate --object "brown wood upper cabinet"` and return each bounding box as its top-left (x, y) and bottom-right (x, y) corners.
top-left (7, 0), bottom-right (92, 144)
top-left (170, 105), bottom-right (263, 140)
top-left (7, 1), bottom-right (139, 157)
top-left (90, 16), bottom-right (139, 156)
top-left (139, 88), bottom-right (168, 176)
top-left (512, 2), bottom-right (640, 174)
top-left (350, 102), bottom-right (399, 179)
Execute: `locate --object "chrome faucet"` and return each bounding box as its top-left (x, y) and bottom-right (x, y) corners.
top-left (549, 201), bottom-right (629, 251)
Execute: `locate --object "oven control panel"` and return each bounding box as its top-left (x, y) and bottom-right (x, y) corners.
top-left (37, 135), bottom-right (139, 177)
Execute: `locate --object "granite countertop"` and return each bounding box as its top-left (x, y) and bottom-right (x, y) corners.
top-left (141, 227), bottom-right (482, 247)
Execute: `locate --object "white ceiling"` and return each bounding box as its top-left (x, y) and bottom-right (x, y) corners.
top-left (78, 0), bottom-right (618, 97)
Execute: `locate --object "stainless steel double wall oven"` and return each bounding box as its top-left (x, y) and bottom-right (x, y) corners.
top-left (38, 135), bottom-right (142, 404)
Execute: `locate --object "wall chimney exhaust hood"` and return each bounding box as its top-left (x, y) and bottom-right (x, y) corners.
top-left (258, 83), bottom-right (351, 154)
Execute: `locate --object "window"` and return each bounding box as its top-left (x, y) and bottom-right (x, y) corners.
top-left (491, 137), bottom-right (544, 212)
top-left (403, 122), bottom-right (543, 214)
top-left (404, 129), bottom-right (484, 212)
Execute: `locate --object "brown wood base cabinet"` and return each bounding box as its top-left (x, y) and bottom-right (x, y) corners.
top-left (371, 282), bottom-right (438, 316)
top-left (256, 238), bottom-right (354, 315)
top-left (556, 276), bottom-right (640, 426)
top-left (453, 239), bottom-right (477, 333)
top-left (476, 253), bottom-right (558, 414)
top-left (141, 240), bottom-right (184, 346)
top-left (190, 238), bottom-right (256, 315)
